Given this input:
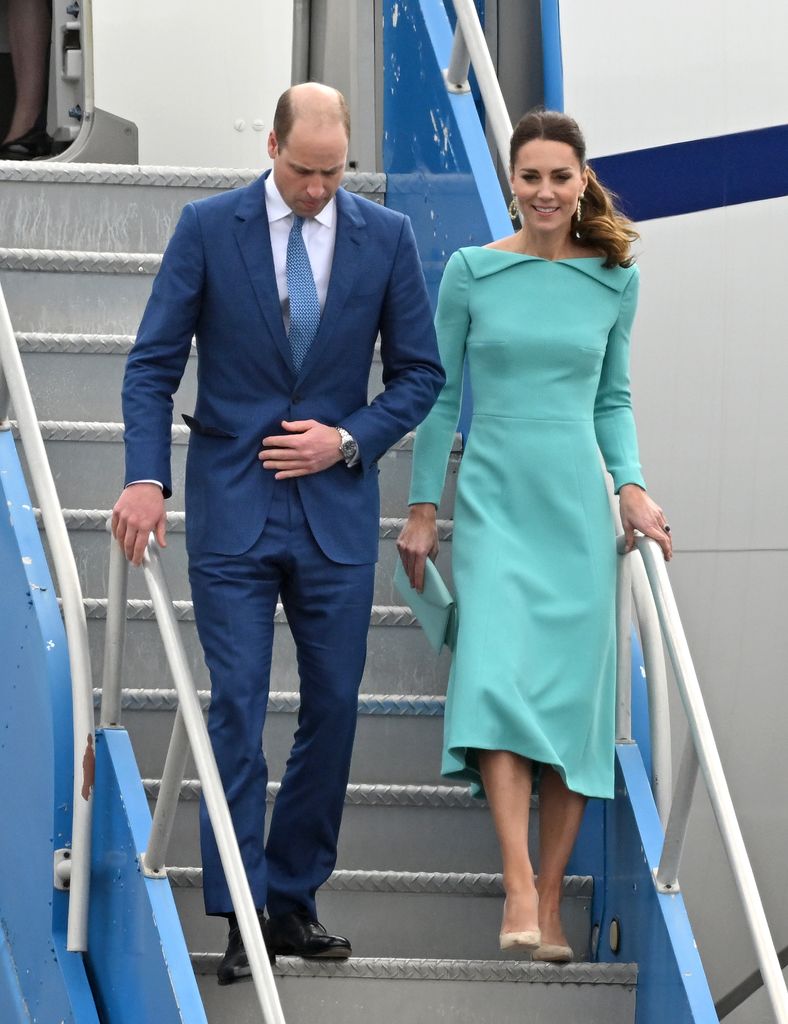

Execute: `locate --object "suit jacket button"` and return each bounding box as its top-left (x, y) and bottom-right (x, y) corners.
top-left (292, 394), bottom-right (301, 404)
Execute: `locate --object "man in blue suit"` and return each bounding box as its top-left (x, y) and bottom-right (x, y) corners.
top-left (112, 83), bottom-right (443, 983)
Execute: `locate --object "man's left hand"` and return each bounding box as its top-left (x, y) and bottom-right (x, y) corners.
top-left (260, 420), bottom-right (344, 478)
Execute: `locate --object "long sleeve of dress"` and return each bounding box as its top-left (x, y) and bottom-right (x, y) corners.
top-left (594, 267), bottom-right (646, 492)
top-left (408, 250), bottom-right (471, 506)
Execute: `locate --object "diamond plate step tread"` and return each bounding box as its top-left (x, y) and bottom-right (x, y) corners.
top-left (81, 597), bottom-right (418, 627)
top-left (15, 333), bottom-right (385, 364)
top-left (0, 160), bottom-right (386, 193)
top-left (142, 779), bottom-right (491, 809)
top-left (190, 955), bottom-right (637, 986)
top-left (166, 867), bottom-right (591, 899)
top-left (0, 248), bottom-right (162, 274)
top-left (97, 688), bottom-right (446, 716)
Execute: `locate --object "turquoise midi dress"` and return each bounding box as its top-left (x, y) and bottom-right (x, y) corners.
top-left (408, 248), bottom-right (646, 799)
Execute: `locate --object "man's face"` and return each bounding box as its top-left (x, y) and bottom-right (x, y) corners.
top-left (268, 118), bottom-right (348, 218)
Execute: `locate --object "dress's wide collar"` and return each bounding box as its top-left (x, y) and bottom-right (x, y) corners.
top-left (458, 246), bottom-right (636, 293)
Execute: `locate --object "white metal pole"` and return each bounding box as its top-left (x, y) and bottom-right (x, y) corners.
top-left (142, 707), bottom-right (190, 877)
top-left (142, 540), bottom-right (286, 1024)
top-left (638, 536), bottom-right (788, 1023)
top-left (630, 551), bottom-right (672, 823)
top-left (445, 23), bottom-right (471, 92)
top-left (450, 0), bottom-right (513, 168)
top-left (100, 532), bottom-right (129, 728)
top-left (615, 549), bottom-right (633, 742)
top-left (655, 734), bottom-right (698, 891)
top-left (0, 286), bottom-right (94, 951)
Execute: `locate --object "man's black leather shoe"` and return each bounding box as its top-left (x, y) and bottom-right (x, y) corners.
top-left (266, 911), bottom-right (352, 959)
top-left (217, 916), bottom-right (276, 986)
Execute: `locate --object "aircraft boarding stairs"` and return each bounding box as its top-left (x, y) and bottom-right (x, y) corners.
top-left (0, 160), bottom-right (748, 1024)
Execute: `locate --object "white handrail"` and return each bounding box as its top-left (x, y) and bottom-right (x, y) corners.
top-left (445, 0), bottom-right (514, 172)
top-left (129, 540), bottom-right (286, 1019)
top-left (0, 285), bottom-right (94, 951)
top-left (630, 552), bottom-right (672, 823)
top-left (634, 535), bottom-right (788, 1023)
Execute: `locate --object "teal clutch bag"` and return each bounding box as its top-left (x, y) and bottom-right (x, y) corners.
top-left (394, 559), bottom-right (457, 653)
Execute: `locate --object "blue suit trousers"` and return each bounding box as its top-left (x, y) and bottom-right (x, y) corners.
top-left (189, 479), bottom-right (375, 919)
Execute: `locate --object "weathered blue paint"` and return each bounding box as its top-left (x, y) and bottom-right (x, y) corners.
top-left (86, 728), bottom-right (207, 1024)
top-left (0, 430), bottom-right (99, 1023)
top-left (383, 0), bottom-right (511, 299)
top-left (383, 0), bottom-right (511, 439)
top-left (602, 745), bottom-right (718, 1022)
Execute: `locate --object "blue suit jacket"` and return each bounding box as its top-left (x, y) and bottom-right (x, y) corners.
top-left (122, 173), bottom-right (444, 563)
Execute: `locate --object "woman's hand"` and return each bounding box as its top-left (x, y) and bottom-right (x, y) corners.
top-left (619, 484), bottom-right (673, 561)
top-left (397, 503), bottom-right (440, 592)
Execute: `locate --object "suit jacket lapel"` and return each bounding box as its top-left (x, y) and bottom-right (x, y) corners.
top-left (234, 173), bottom-right (294, 375)
top-left (295, 188), bottom-right (365, 386)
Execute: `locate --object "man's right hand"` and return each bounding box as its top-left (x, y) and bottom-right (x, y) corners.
top-left (112, 483), bottom-right (167, 566)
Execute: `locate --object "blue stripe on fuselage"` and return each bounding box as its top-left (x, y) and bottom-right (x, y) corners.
top-left (590, 123), bottom-right (788, 221)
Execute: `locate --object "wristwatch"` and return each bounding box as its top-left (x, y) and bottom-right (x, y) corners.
top-left (336, 426), bottom-right (359, 465)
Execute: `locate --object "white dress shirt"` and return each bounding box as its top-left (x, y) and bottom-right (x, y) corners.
top-left (265, 173), bottom-right (337, 334)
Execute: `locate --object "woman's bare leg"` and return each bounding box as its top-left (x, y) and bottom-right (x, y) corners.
top-left (477, 750), bottom-right (539, 939)
top-left (536, 766), bottom-right (587, 949)
top-left (4, 0), bottom-right (52, 143)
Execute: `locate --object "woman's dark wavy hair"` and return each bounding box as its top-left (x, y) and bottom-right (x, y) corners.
top-left (510, 109), bottom-right (638, 268)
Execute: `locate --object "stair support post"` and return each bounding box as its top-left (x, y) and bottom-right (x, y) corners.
top-left (100, 533), bottom-right (129, 728)
top-left (142, 706), bottom-right (190, 878)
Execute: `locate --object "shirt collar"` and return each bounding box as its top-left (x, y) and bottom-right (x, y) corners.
top-left (265, 172), bottom-right (336, 230)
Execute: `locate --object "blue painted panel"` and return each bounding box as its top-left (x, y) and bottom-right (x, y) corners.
top-left (383, 0), bottom-right (511, 439)
top-left (0, 430), bottom-right (99, 1024)
top-left (591, 124), bottom-right (788, 222)
top-left (600, 745), bottom-right (717, 1023)
top-left (629, 628), bottom-right (653, 786)
top-left (540, 0), bottom-right (564, 111)
top-left (383, 0), bottom-right (511, 298)
top-left (86, 729), bottom-right (207, 1024)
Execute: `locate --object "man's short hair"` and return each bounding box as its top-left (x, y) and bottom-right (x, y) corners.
top-left (273, 85), bottom-right (351, 147)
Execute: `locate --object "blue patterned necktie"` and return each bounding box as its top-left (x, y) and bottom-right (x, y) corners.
top-left (286, 214), bottom-right (321, 373)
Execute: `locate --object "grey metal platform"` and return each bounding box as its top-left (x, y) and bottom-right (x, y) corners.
top-left (1, 160), bottom-right (639, 1022)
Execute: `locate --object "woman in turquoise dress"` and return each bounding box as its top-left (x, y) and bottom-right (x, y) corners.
top-left (398, 111), bottom-right (672, 961)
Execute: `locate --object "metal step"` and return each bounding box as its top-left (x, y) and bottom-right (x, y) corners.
top-left (85, 600), bottom-right (452, 696)
top-left (44, 510), bottom-right (454, 605)
top-left (193, 957), bottom-right (637, 1024)
top-left (142, 779), bottom-right (501, 875)
top-left (0, 248), bottom-right (159, 334)
top-left (114, 690), bottom-right (447, 786)
top-left (0, 162), bottom-right (386, 252)
top-left (15, 423), bottom-right (460, 516)
top-left (15, 332), bottom-right (387, 421)
top-left (171, 870), bottom-right (593, 962)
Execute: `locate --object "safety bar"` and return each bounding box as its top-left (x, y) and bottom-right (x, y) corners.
top-left (101, 536), bottom-right (286, 1024)
top-left (445, 0), bottom-right (514, 174)
top-left (717, 943), bottom-right (788, 1020)
top-left (625, 535), bottom-right (788, 1023)
top-left (0, 286), bottom-right (94, 952)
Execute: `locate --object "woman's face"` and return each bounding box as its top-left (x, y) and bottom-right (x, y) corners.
top-left (510, 139), bottom-right (588, 241)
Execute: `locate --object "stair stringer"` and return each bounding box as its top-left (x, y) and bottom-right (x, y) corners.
top-left (0, 429), bottom-right (98, 1023)
top-left (599, 743), bottom-right (718, 1023)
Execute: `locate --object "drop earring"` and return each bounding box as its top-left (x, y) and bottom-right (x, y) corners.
top-left (509, 195), bottom-right (520, 220)
top-left (576, 192), bottom-right (585, 223)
